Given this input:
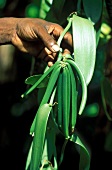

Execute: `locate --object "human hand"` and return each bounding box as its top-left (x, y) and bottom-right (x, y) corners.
top-left (11, 18), bottom-right (73, 66)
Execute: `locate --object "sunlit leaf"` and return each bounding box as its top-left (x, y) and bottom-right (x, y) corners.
top-left (72, 14), bottom-right (96, 85)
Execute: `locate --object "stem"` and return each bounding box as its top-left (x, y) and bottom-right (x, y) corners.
top-left (57, 17), bottom-right (72, 47)
top-left (44, 17), bottom-right (72, 72)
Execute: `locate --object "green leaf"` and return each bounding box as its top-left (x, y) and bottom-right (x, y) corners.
top-left (37, 0), bottom-right (53, 19)
top-left (46, 118), bottom-right (57, 161)
top-left (25, 74), bottom-right (49, 88)
top-left (70, 132), bottom-right (90, 170)
top-left (72, 14), bottom-right (96, 85)
top-left (45, 0), bottom-right (66, 24)
top-left (58, 139), bottom-right (68, 166)
top-left (30, 103), bottom-right (52, 170)
top-left (37, 87), bottom-right (47, 105)
top-left (82, 0), bottom-right (103, 24)
top-left (25, 142), bottom-right (33, 170)
top-left (21, 61), bottom-right (59, 97)
top-left (82, 0), bottom-right (103, 46)
top-left (41, 128), bottom-right (57, 169)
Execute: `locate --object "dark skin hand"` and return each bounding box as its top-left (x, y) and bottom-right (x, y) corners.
top-left (0, 17), bottom-right (73, 66)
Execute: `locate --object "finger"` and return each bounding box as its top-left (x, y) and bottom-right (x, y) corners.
top-left (44, 55), bottom-right (55, 67)
top-left (48, 61), bottom-right (54, 67)
top-left (34, 25), bottom-right (60, 53)
top-left (38, 47), bottom-right (57, 60)
top-left (12, 35), bottom-right (45, 56)
top-left (49, 24), bottom-right (73, 52)
top-left (62, 49), bottom-right (71, 56)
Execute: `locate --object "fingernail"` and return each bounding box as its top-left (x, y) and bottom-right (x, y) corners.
top-left (48, 61), bottom-right (53, 67)
top-left (52, 44), bottom-right (60, 52)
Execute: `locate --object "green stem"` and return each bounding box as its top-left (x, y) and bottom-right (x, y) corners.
top-left (44, 17), bottom-right (72, 72)
top-left (57, 17), bottom-right (72, 47)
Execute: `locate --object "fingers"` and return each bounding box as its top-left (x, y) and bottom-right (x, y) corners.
top-left (38, 47), bottom-right (56, 59)
top-left (12, 32), bottom-right (58, 65)
top-left (47, 61), bottom-right (54, 67)
top-left (13, 18), bottom-right (73, 67)
top-left (48, 23), bottom-right (73, 53)
top-left (37, 47), bottom-right (58, 66)
top-left (62, 49), bottom-right (71, 56)
top-left (12, 33), bottom-right (45, 56)
top-left (34, 25), bottom-right (60, 53)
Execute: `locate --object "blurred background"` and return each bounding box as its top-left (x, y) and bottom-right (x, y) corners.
top-left (0, 0), bottom-right (112, 170)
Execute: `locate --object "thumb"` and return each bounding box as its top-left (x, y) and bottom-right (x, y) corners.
top-left (36, 27), bottom-right (60, 52)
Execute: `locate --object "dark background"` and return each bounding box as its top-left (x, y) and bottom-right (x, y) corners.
top-left (0, 0), bottom-right (112, 170)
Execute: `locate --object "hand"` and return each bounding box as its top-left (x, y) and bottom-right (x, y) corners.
top-left (11, 18), bottom-right (73, 66)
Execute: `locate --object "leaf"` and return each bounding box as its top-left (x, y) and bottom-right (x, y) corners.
top-left (70, 132), bottom-right (90, 170)
top-left (41, 127), bottom-right (57, 169)
top-left (58, 139), bottom-right (68, 166)
top-left (45, 118), bottom-right (57, 161)
top-left (25, 142), bottom-right (33, 170)
top-left (72, 14), bottom-right (96, 85)
top-left (30, 103), bottom-right (52, 170)
top-left (82, 0), bottom-right (103, 46)
top-left (21, 61), bottom-right (58, 97)
top-left (82, 0), bottom-right (103, 24)
top-left (37, 87), bottom-right (47, 105)
top-left (37, 0), bottom-right (53, 19)
top-left (25, 74), bottom-right (49, 88)
top-left (45, 0), bottom-right (65, 23)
